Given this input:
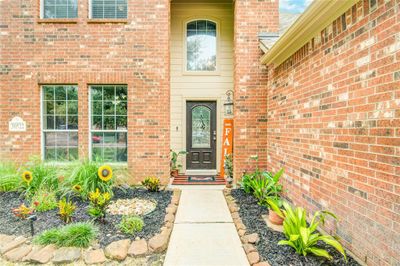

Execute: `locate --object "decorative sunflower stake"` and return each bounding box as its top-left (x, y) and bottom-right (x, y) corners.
top-left (98, 165), bottom-right (113, 182)
top-left (22, 171), bottom-right (33, 184)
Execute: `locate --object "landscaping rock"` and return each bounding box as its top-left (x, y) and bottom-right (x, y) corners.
top-left (30, 244), bottom-right (56, 264)
top-left (243, 244), bottom-right (256, 254)
top-left (84, 249), bottom-right (106, 264)
top-left (229, 204), bottom-right (238, 213)
top-left (3, 244), bottom-right (32, 262)
top-left (231, 212), bottom-right (240, 219)
top-left (165, 222), bottom-right (173, 228)
top-left (128, 239), bottom-right (148, 256)
top-left (248, 251), bottom-right (260, 264)
top-left (52, 247), bottom-right (81, 264)
top-left (148, 233), bottom-right (169, 253)
top-left (105, 239), bottom-right (131, 260)
top-left (236, 222), bottom-right (246, 230)
top-left (0, 236), bottom-right (27, 254)
top-left (238, 229), bottom-right (246, 236)
top-left (244, 233), bottom-right (259, 244)
top-left (0, 234), bottom-right (15, 243)
top-left (166, 205), bottom-right (177, 214)
top-left (164, 213), bottom-right (175, 223)
top-left (22, 245), bottom-right (41, 262)
top-left (254, 262), bottom-right (271, 266)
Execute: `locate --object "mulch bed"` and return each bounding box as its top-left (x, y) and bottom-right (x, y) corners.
top-left (0, 187), bottom-right (172, 247)
top-left (231, 189), bottom-right (360, 266)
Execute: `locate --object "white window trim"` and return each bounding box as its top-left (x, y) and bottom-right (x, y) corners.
top-left (88, 85), bottom-right (128, 163)
top-left (40, 85), bottom-right (79, 162)
top-left (182, 17), bottom-right (221, 76)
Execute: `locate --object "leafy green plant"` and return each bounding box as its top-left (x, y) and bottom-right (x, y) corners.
top-left (58, 198), bottom-right (76, 223)
top-left (170, 150), bottom-right (187, 171)
top-left (62, 159), bottom-right (114, 199)
top-left (0, 162), bottom-right (21, 192)
top-left (142, 177), bottom-right (160, 192)
top-left (87, 188), bottom-right (111, 220)
top-left (119, 216), bottom-right (144, 235)
top-left (30, 188), bottom-right (58, 212)
top-left (22, 158), bottom-right (59, 198)
top-left (34, 222), bottom-right (98, 248)
top-left (12, 204), bottom-right (35, 219)
top-left (251, 169), bottom-right (284, 206)
top-left (278, 201), bottom-right (347, 261)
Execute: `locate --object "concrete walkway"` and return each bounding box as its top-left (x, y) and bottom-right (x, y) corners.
top-left (164, 187), bottom-right (249, 266)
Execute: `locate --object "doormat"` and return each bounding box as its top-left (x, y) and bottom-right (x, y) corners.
top-left (188, 176), bottom-right (216, 182)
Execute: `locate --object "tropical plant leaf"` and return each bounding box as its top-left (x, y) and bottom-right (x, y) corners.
top-left (307, 247), bottom-right (332, 260)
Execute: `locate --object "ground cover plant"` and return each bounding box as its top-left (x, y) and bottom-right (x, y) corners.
top-left (0, 158), bottom-right (173, 247)
top-left (34, 222), bottom-right (98, 248)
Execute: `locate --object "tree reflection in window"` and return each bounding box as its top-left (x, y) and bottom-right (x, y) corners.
top-left (192, 105), bottom-right (211, 148)
top-left (187, 20), bottom-right (216, 71)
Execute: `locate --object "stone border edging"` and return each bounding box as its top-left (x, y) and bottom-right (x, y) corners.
top-left (223, 188), bottom-right (271, 266)
top-left (0, 189), bottom-right (181, 265)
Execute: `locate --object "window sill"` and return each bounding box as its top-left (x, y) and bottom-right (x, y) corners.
top-left (87, 19), bottom-right (128, 24)
top-left (38, 18), bottom-right (78, 24)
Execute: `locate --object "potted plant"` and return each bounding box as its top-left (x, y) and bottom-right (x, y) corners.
top-left (224, 154), bottom-right (233, 188)
top-left (170, 150), bottom-right (186, 177)
top-left (266, 198), bottom-right (285, 225)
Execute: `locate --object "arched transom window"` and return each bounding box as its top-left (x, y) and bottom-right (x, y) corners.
top-left (186, 20), bottom-right (217, 71)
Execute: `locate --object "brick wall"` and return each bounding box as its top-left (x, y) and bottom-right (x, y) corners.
top-left (0, 0), bottom-right (171, 184)
top-left (233, 0), bottom-right (279, 181)
top-left (266, 0), bottom-right (400, 264)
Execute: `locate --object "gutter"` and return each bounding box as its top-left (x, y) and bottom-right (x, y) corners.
top-left (260, 0), bottom-right (359, 66)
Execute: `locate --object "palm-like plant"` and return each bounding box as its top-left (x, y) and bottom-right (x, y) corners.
top-left (277, 201), bottom-right (347, 261)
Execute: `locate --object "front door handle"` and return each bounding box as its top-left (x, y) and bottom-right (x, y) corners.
top-left (213, 130), bottom-right (216, 141)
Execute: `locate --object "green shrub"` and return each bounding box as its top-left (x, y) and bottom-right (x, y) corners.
top-left (251, 168), bottom-right (284, 206)
top-left (141, 177), bottom-right (160, 192)
top-left (30, 188), bottom-right (58, 212)
top-left (34, 222), bottom-right (98, 248)
top-left (278, 202), bottom-right (347, 261)
top-left (22, 157), bottom-right (58, 198)
top-left (62, 159), bottom-right (114, 199)
top-left (87, 189), bottom-right (112, 220)
top-left (119, 216), bottom-right (144, 235)
top-left (0, 162), bottom-right (21, 192)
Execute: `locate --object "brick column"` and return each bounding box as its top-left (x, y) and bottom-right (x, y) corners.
top-left (233, 0), bottom-right (279, 182)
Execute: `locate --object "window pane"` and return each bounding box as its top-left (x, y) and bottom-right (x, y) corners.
top-left (92, 101), bottom-right (103, 115)
top-left (92, 116), bottom-right (102, 130)
top-left (186, 20), bottom-right (217, 71)
top-left (55, 101), bottom-right (66, 115)
top-left (45, 115), bottom-right (55, 130)
top-left (91, 86), bottom-right (102, 101)
top-left (103, 101), bottom-right (115, 115)
top-left (55, 86), bottom-right (66, 100)
top-left (104, 116), bottom-right (115, 130)
top-left (116, 86), bottom-right (127, 100)
top-left (192, 105), bottom-right (211, 148)
top-left (67, 86), bottom-right (78, 100)
top-left (69, 147), bottom-right (78, 160)
top-left (116, 101), bottom-right (127, 115)
top-left (116, 116), bottom-right (127, 130)
top-left (44, 132), bottom-right (78, 161)
top-left (45, 101), bottom-right (55, 115)
top-left (43, 86), bottom-right (54, 101)
top-left (56, 116), bottom-right (66, 129)
top-left (103, 86), bottom-right (115, 101)
top-left (68, 115), bottom-right (78, 129)
top-left (117, 147), bottom-right (127, 162)
top-left (91, 132), bottom-right (127, 162)
top-left (68, 101), bottom-right (78, 115)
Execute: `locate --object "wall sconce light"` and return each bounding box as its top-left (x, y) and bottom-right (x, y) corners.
top-left (224, 90), bottom-right (234, 116)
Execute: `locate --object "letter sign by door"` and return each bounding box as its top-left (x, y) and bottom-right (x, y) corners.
top-left (9, 116), bottom-right (26, 132)
top-left (220, 119), bottom-right (233, 178)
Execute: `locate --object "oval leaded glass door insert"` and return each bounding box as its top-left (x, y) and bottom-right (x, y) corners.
top-left (186, 102), bottom-right (217, 170)
top-left (192, 106), bottom-right (211, 148)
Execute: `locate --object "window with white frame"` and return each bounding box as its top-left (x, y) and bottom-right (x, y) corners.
top-left (90, 85), bottom-right (127, 162)
top-left (90, 0), bottom-right (127, 19)
top-left (186, 20), bottom-right (217, 71)
top-left (41, 0), bottom-right (78, 19)
top-left (42, 85), bottom-right (79, 161)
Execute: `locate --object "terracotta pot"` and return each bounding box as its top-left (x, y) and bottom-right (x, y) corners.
top-left (268, 209), bottom-right (284, 225)
top-left (170, 169), bottom-right (179, 177)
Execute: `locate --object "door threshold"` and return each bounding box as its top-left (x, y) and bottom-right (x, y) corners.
top-left (185, 170), bottom-right (218, 176)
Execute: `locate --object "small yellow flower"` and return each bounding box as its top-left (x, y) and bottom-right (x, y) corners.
top-left (89, 188), bottom-right (100, 201)
top-left (103, 192), bottom-right (111, 201)
top-left (22, 171), bottom-right (33, 184)
top-left (72, 185), bottom-right (82, 192)
top-left (98, 165), bottom-right (113, 182)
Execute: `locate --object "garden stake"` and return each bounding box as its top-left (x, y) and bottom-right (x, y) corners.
top-left (27, 215), bottom-right (37, 236)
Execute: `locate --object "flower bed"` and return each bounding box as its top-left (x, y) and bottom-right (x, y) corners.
top-left (226, 189), bottom-right (360, 266)
top-left (0, 187), bottom-right (172, 247)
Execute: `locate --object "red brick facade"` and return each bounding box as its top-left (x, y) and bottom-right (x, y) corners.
top-left (266, 0), bottom-right (400, 265)
top-left (0, 0), bottom-right (171, 184)
top-left (233, 0), bottom-right (279, 181)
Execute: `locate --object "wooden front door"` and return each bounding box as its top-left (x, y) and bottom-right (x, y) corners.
top-left (186, 101), bottom-right (217, 169)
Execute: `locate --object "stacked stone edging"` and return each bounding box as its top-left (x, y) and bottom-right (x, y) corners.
top-left (0, 189), bottom-right (181, 265)
top-left (223, 188), bottom-right (271, 266)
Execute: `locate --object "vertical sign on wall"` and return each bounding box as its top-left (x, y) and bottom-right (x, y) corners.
top-left (220, 119), bottom-right (233, 178)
